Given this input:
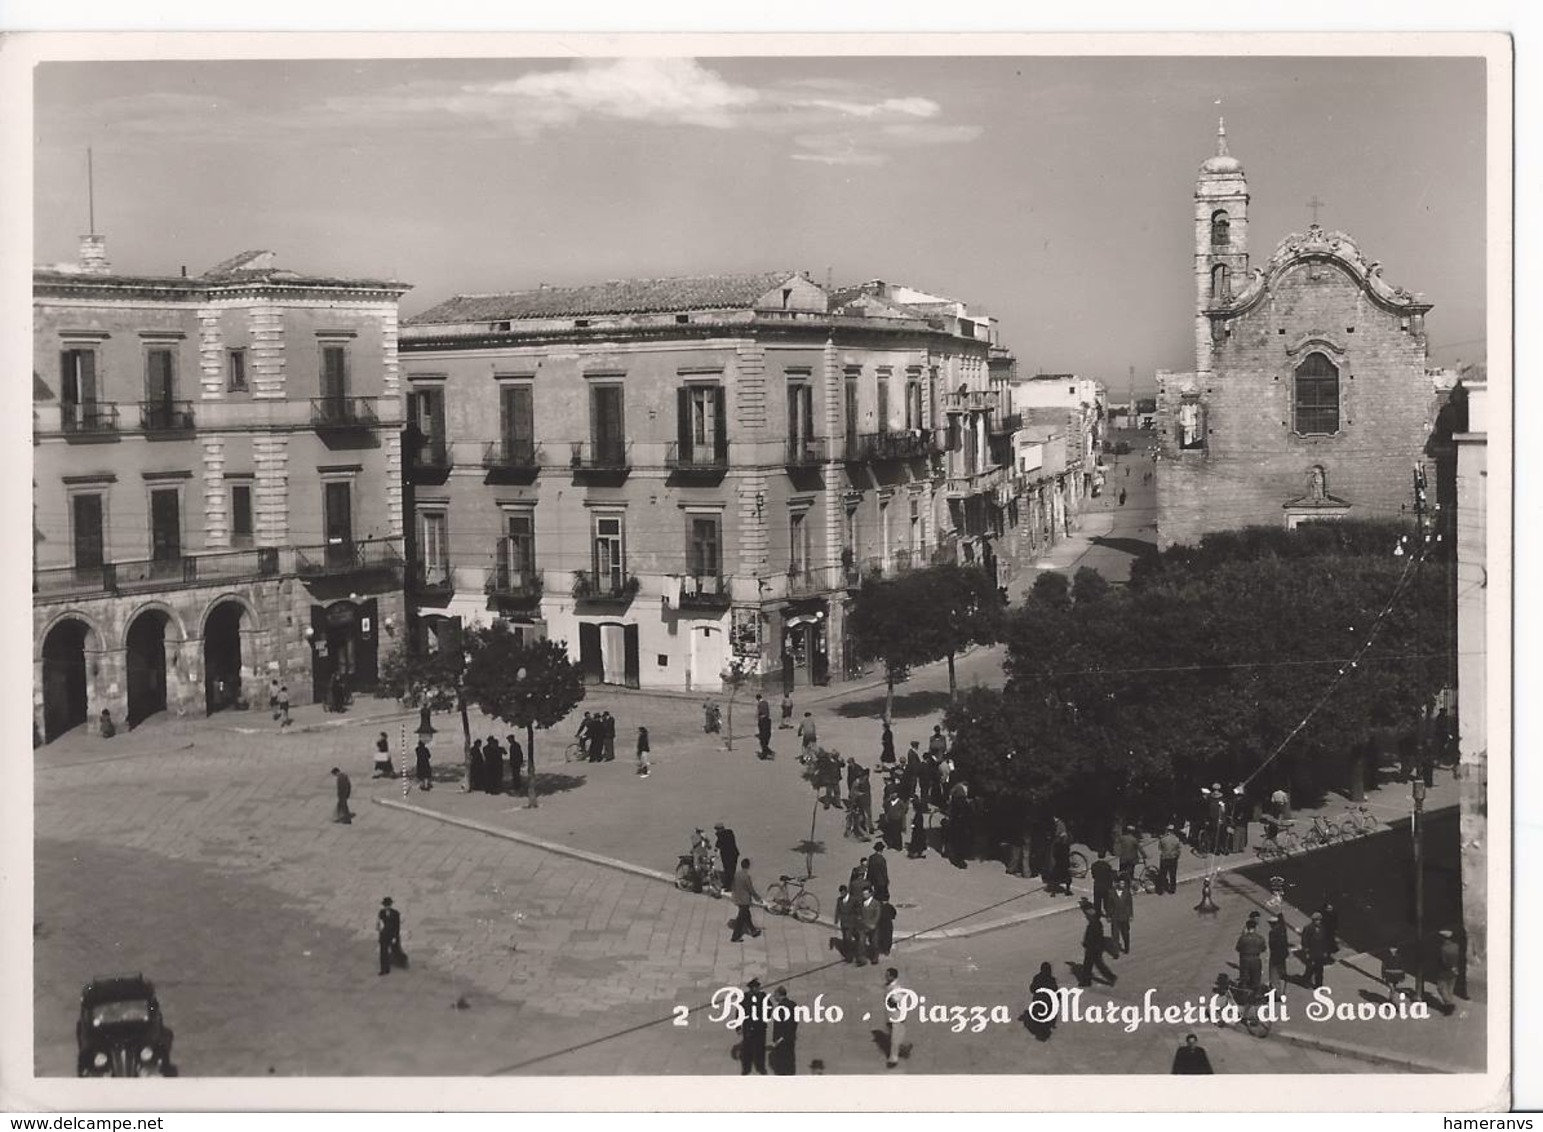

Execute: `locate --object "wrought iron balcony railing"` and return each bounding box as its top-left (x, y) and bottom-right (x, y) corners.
top-left (59, 402), bottom-right (121, 437)
top-left (481, 439), bottom-right (543, 473)
top-left (848, 429), bottom-right (936, 463)
top-left (35, 546), bottom-right (287, 600)
top-left (294, 537), bottom-right (404, 578)
top-left (784, 435), bottom-right (826, 467)
top-left (139, 400), bottom-right (196, 433)
top-left (572, 569), bottom-right (639, 603)
top-left (310, 397), bottom-right (379, 430)
top-left (409, 560), bottom-right (455, 596)
top-left (676, 573), bottom-right (732, 610)
top-left (569, 440), bottom-right (632, 475)
top-left (665, 440), bottom-right (730, 474)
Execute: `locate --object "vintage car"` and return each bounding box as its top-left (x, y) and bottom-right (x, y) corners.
top-left (76, 975), bottom-right (176, 1077)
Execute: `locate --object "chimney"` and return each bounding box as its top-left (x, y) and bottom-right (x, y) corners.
top-left (78, 234), bottom-right (110, 276)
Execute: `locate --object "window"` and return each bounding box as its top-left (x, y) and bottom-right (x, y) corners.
top-left (593, 515), bottom-right (625, 591)
top-left (323, 480), bottom-right (353, 551)
top-left (789, 511), bottom-right (811, 573)
top-left (909, 497), bottom-right (922, 551)
top-left (500, 384), bottom-right (535, 463)
top-left (687, 515), bottom-right (721, 578)
top-left (150, 488), bottom-right (181, 565)
top-left (786, 380), bottom-right (813, 442)
top-left (843, 506), bottom-right (858, 557)
top-left (1211, 210), bottom-right (1230, 246)
top-left (1211, 264), bottom-right (1231, 302)
top-left (507, 513), bottom-right (535, 574)
top-left (60, 348), bottom-right (99, 431)
top-left (408, 387), bottom-right (446, 462)
top-left (676, 384), bottom-right (726, 464)
top-left (1293, 353), bottom-right (1340, 436)
top-left (876, 371), bottom-right (891, 433)
top-left (230, 483), bottom-right (253, 546)
top-left (227, 349), bottom-right (248, 392)
top-left (844, 373), bottom-right (860, 453)
top-left (145, 347), bottom-right (177, 406)
top-left (590, 385), bottom-right (626, 465)
top-left (72, 492), bottom-right (104, 569)
top-left (905, 374), bottom-right (923, 431)
top-left (320, 344), bottom-right (349, 403)
top-left (418, 511), bottom-right (449, 585)
top-left (928, 367), bottom-right (940, 430)
top-left (879, 498), bottom-right (891, 566)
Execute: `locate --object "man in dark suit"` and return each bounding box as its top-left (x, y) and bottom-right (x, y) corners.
top-left (1171, 1033), bottom-right (1214, 1074)
top-left (867, 841), bottom-right (891, 903)
top-left (737, 979), bottom-right (768, 1075)
top-left (330, 767), bottom-right (353, 824)
top-left (768, 986), bottom-right (798, 1075)
top-left (1090, 850), bottom-right (1115, 917)
top-left (715, 823), bottom-right (739, 889)
top-left (755, 694), bottom-right (773, 758)
top-left (376, 897), bottom-right (407, 975)
top-left (1079, 902), bottom-right (1117, 987)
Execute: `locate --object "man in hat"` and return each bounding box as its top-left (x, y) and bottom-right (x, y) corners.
top-left (768, 986), bottom-right (798, 1075)
top-left (1156, 825), bottom-right (1183, 895)
top-left (1113, 824), bottom-right (1143, 885)
top-left (1090, 850), bottom-right (1116, 917)
top-left (1267, 913), bottom-right (1292, 998)
top-left (867, 841), bottom-right (891, 903)
top-left (729, 859), bottom-right (762, 942)
top-left (1235, 919), bottom-right (1267, 991)
top-left (736, 978), bottom-right (768, 1074)
top-left (1301, 911), bottom-right (1329, 989)
top-left (755, 693), bottom-right (773, 758)
top-left (715, 823), bottom-right (739, 889)
top-left (376, 897), bottom-right (407, 975)
top-left (1107, 877), bottom-right (1135, 957)
top-left (797, 711), bottom-right (818, 756)
top-left (330, 767), bottom-right (353, 824)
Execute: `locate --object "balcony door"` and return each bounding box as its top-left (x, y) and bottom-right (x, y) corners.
top-left (687, 515), bottom-right (721, 582)
top-left (145, 347), bottom-right (177, 427)
top-left (593, 515), bottom-right (624, 593)
top-left (150, 489), bottom-right (181, 577)
top-left (500, 384), bottom-right (535, 464)
top-left (72, 493), bottom-right (104, 571)
top-left (408, 387), bottom-right (446, 464)
top-left (324, 481), bottom-right (354, 569)
top-left (60, 348), bottom-right (98, 429)
top-left (320, 344), bottom-right (349, 412)
top-left (590, 385), bottom-right (625, 466)
top-left (417, 510), bottom-right (449, 587)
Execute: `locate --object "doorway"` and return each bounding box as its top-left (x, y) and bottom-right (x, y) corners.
top-left (689, 625), bottom-right (724, 691)
top-left (125, 610), bottom-right (170, 727)
top-left (42, 618), bottom-right (91, 741)
top-left (578, 621), bottom-right (639, 688)
top-left (204, 601), bottom-right (247, 714)
top-left (310, 599), bottom-right (379, 703)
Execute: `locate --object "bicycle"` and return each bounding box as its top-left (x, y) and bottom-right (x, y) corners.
top-left (674, 855), bottom-right (723, 898)
top-left (842, 800), bottom-right (870, 840)
top-left (764, 875), bottom-right (821, 923)
top-left (1340, 804), bottom-right (1382, 838)
top-left (1303, 814), bottom-right (1341, 849)
top-left (564, 740), bottom-right (587, 763)
top-left (1214, 974), bottom-right (1273, 1038)
top-left (1256, 821), bottom-right (1301, 860)
top-left (1067, 849), bottom-right (1090, 879)
top-left (1131, 856), bottom-right (1160, 895)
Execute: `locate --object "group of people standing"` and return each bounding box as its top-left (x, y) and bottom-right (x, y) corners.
top-left (575, 709), bottom-right (620, 762)
top-left (832, 841), bottom-right (897, 966)
top-left (466, 734), bottom-right (526, 794)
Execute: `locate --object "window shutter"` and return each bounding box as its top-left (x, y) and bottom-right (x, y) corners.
top-left (677, 386), bottom-right (693, 463)
top-left (713, 387), bottom-right (728, 461)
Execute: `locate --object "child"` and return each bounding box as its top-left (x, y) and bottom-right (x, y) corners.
top-left (635, 726), bottom-right (651, 777)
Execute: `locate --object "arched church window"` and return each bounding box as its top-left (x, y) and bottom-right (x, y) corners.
top-left (1211, 263), bottom-right (1231, 301)
top-left (1293, 352), bottom-right (1340, 436)
top-left (1210, 210), bottom-right (1230, 246)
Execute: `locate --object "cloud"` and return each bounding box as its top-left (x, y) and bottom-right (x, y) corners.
top-left (487, 57), bottom-right (760, 129)
top-left (789, 133), bottom-right (888, 167)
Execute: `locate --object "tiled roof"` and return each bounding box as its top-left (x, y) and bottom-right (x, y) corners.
top-left (408, 271), bottom-right (808, 325)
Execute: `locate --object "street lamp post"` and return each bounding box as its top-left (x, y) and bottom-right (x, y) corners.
top-left (1413, 778), bottom-right (1427, 1000)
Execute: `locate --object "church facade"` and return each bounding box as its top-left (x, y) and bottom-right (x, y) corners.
top-left (1155, 123), bottom-right (1455, 548)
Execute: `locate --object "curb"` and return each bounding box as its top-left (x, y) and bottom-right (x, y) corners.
top-left (1269, 1027), bottom-right (1473, 1074)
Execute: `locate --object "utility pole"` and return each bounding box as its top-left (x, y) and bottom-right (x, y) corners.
top-left (1413, 777), bottom-right (1427, 999)
top-left (1410, 463), bottom-right (1430, 998)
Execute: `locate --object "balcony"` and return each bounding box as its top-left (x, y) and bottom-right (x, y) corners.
top-left (784, 435), bottom-right (826, 468)
top-left (787, 564), bottom-right (841, 596)
top-left (485, 548), bottom-right (543, 610)
top-left (944, 466), bottom-right (1008, 499)
top-left (572, 569), bottom-right (639, 606)
top-left (991, 412), bottom-right (1023, 436)
top-left (310, 397), bottom-right (379, 432)
top-left (406, 437), bottom-right (452, 483)
top-left (942, 389), bottom-right (1001, 413)
top-left (409, 560), bottom-right (455, 599)
top-left (676, 573), bottom-right (732, 611)
top-left (294, 537), bottom-right (404, 580)
top-left (35, 547), bottom-right (293, 601)
top-left (33, 563), bottom-right (115, 598)
top-left (60, 402), bottom-right (121, 441)
top-left (139, 400), bottom-right (196, 435)
top-left (569, 440), bottom-right (632, 482)
top-left (847, 429), bottom-right (936, 463)
top-left (665, 440), bottom-right (730, 481)
top-left (481, 439), bottom-right (543, 483)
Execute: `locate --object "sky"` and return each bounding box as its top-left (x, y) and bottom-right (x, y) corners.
top-left (32, 52), bottom-right (1489, 390)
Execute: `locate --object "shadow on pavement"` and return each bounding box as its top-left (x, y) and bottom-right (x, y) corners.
top-left (1088, 535), bottom-right (1160, 560)
top-left (834, 688), bottom-right (951, 720)
top-left (530, 771), bottom-right (587, 798)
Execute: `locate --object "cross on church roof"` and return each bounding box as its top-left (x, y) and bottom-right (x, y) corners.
top-left (1307, 195), bottom-right (1326, 225)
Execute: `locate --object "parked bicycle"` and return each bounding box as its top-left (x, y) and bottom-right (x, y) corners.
top-left (1256, 820), bottom-right (1301, 860)
top-left (674, 854), bottom-right (723, 898)
top-left (1067, 848), bottom-right (1090, 880)
top-left (1340, 804), bottom-right (1383, 838)
top-left (764, 875), bottom-right (821, 922)
top-left (564, 741), bottom-right (587, 763)
top-left (1303, 814), bottom-right (1342, 849)
top-left (1213, 973), bottom-right (1273, 1038)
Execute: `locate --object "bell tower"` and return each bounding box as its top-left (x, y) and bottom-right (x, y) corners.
top-left (1194, 118), bottom-right (1249, 375)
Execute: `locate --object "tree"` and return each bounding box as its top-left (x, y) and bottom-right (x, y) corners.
top-left (847, 576), bottom-right (928, 723)
top-left (461, 627), bottom-right (586, 808)
top-left (379, 639), bottom-right (474, 778)
top-left (927, 563), bottom-right (1006, 699)
top-left (720, 658), bottom-right (750, 751)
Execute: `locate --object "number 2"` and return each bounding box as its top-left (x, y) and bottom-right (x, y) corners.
top-left (672, 1005), bottom-right (689, 1027)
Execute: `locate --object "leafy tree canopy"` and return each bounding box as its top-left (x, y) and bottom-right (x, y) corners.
top-left (461, 627), bottom-right (586, 734)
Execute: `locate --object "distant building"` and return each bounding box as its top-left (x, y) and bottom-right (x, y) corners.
top-left (397, 272), bottom-right (1015, 692)
top-left (34, 240), bottom-right (410, 740)
top-left (1155, 122), bottom-right (1455, 548)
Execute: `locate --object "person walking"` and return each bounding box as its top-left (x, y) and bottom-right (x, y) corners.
top-left (602, 710), bottom-right (617, 762)
top-left (881, 968), bottom-right (909, 1068)
top-left (376, 897), bottom-right (407, 975)
top-left (1090, 850), bottom-right (1115, 917)
top-left (797, 712), bottom-right (818, 756)
top-left (1301, 911), bottom-right (1329, 989)
top-left (852, 770), bottom-right (874, 837)
top-left (372, 732), bottom-right (393, 779)
top-left (1156, 825), bottom-right (1183, 894)
top-left (877, 899), bottom-right (897, 958)
top-left (268, 678), bottom-right (281, 720)
top-left (755, 693), bottom-right (773, 758)
top-left (833, 884), bottom-right (856, 961)
top-left (1267, 913), bottom-right (1291, 997)
top-left (1048, 827), bottom-right (1074, 896)
top-left (728, 859), bottom-right (762, 941)
top-left (1235, 920), bottom-right (1267, 991)
top-left (1026, 961), bottom-right (1060, 1041)
top-left (907, 806), bottom-right (928, 859)
top-left (1171, 1034), bottom-right (1214, 1074)
top-left (414, 739), bottom-right (433, 791)
top-left (1436, 929), bottom-right (1461, 1014)
top-left (1078, 901), bottom-right (1116, 987)
top-left (276, 683), bottom-right (291, 729)
top-left (715, 823), bottom-right (739, 889)
top-left (901, 740), bottom-right (923, 801)
top-left (768, 987), bottom-right (798, 1075)
top-left (880, 722), bottom-right (896, 765)
top-left (779, 692), bottom-right (794, 729)
top-left (856, 888), bottom-right (882, 966)
top-left (1107, 878), bottom-right (1135, 956)
top-left (735, 978), bottom-right (768, 1075)
top-left (1319, 899), bottom-right (1340, 955)
top-left (330, 767), bottom-right (353, 824)
top-left (867, 841), bottom-right (891, 903)
top-left (635, 726), bottom-right (651, 777)
top-left (1382, 945), bottom-right (1409, 1003)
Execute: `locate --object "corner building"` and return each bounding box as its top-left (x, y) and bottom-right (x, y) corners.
top-left (33, 241), bottom-right (410, 741)
top-left (1155, 123), bottom-right (1454, 547)
top-left (398, 272), bottom-right (1013, 692)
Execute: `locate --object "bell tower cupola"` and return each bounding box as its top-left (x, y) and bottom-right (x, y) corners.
top-left (1195, 117), bottom-right (1250, 374)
